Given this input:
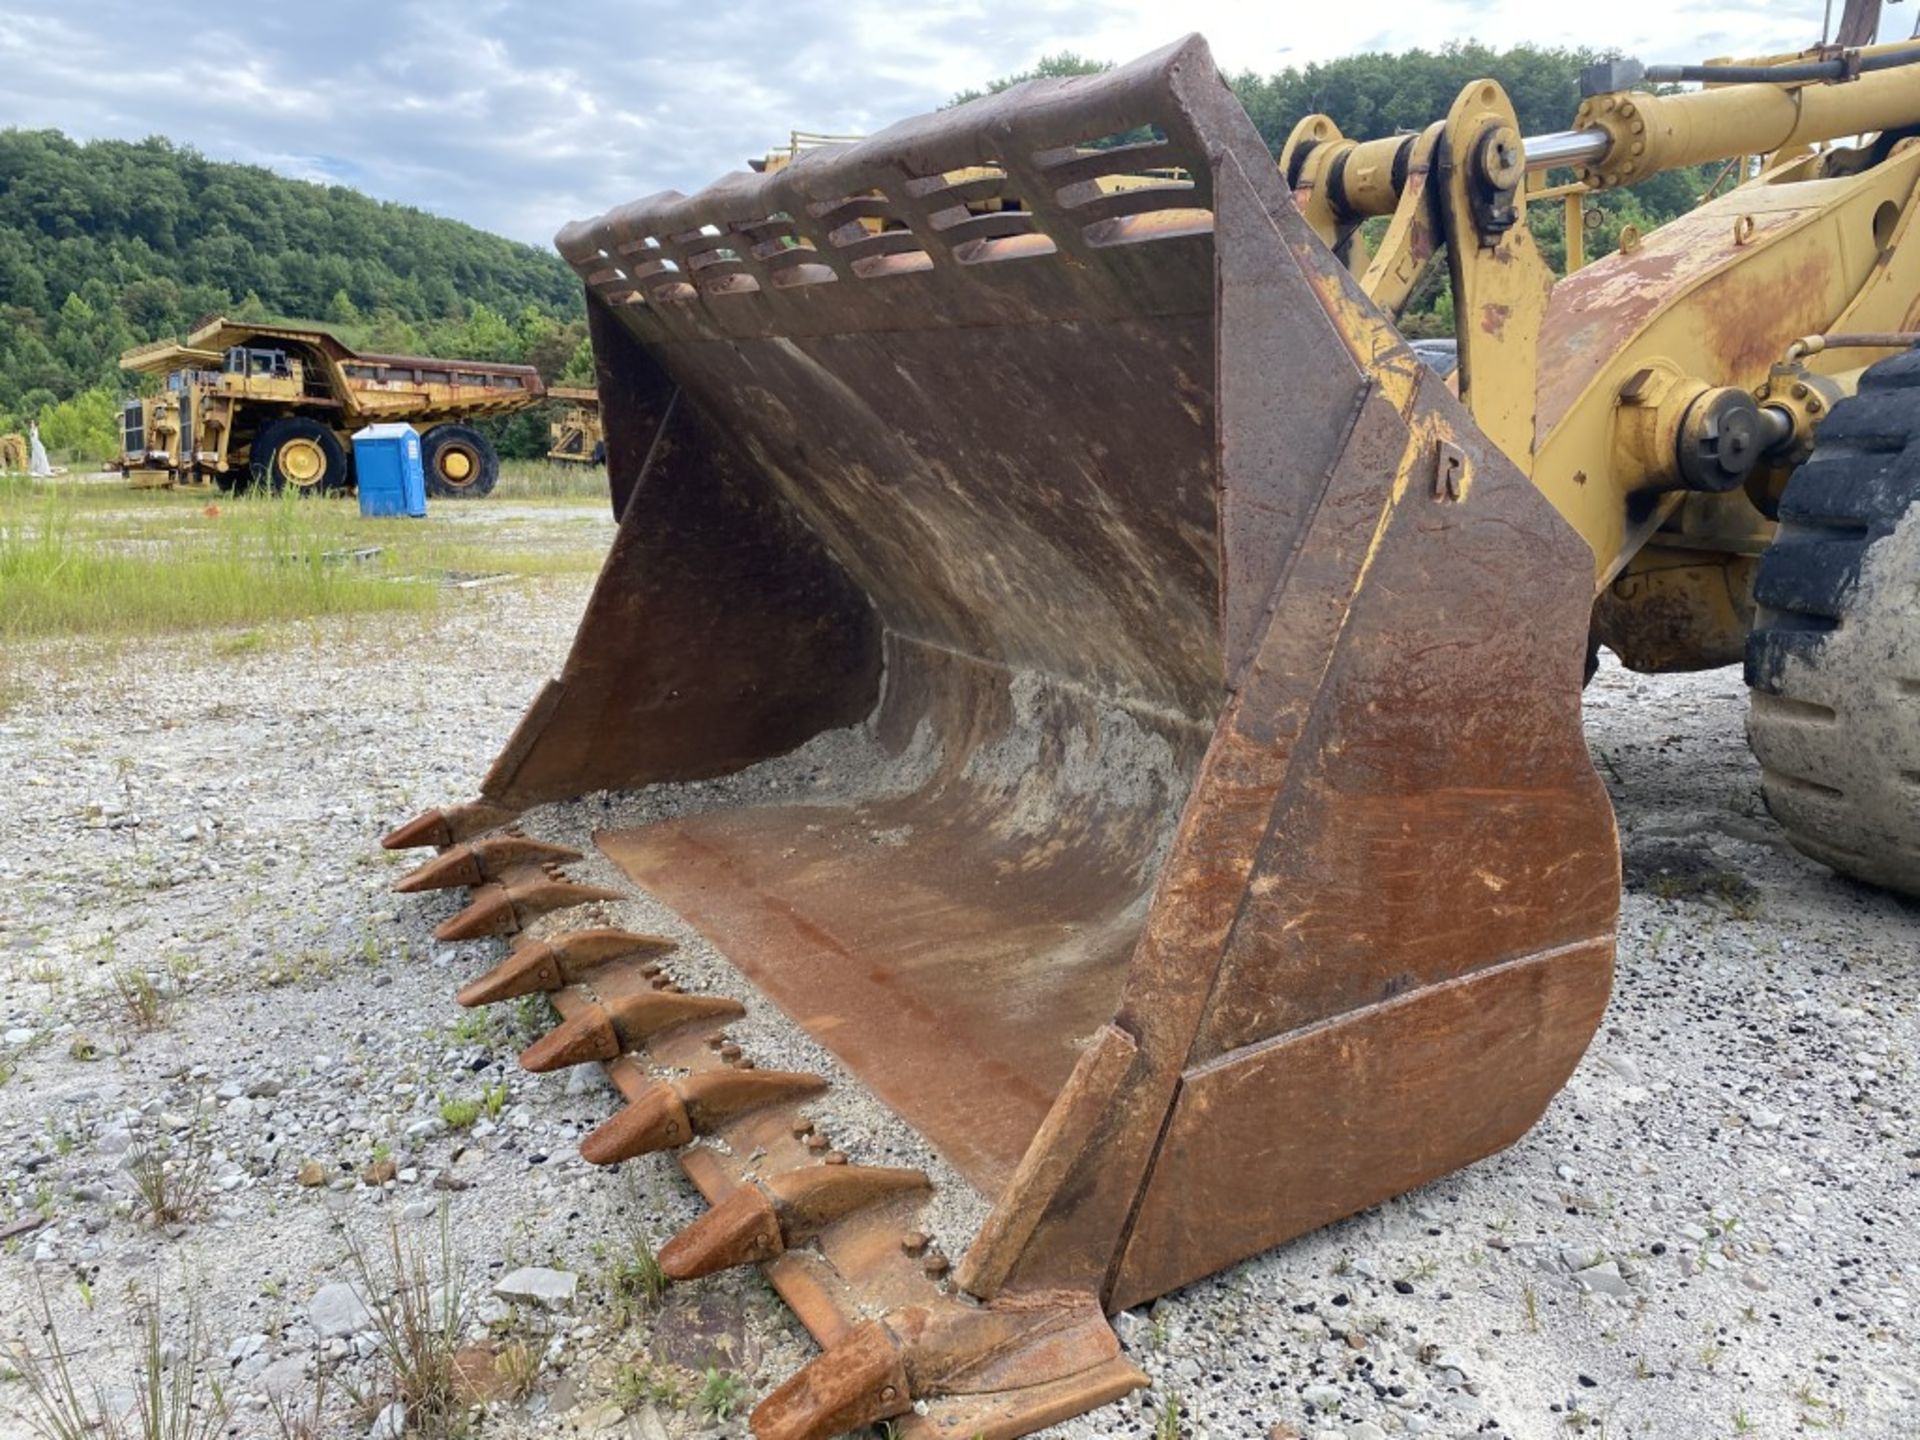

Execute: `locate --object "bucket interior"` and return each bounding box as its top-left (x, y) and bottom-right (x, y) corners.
top-left (543, 82), bottom-right (1250, 1195)
top-left (598, 633), bottom-right (1215, 1195)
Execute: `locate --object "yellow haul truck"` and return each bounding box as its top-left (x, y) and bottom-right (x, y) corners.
top-left (117, 316), bottom-right (546, 499)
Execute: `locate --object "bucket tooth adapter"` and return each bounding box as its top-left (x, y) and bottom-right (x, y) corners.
top-left (659, 1165), bottom-right (932, 1280)
top-left (580, 1069), bottom-right (830, 1163)
top-left (755, 1300), bottom-right (1135, 1440)
top-left (382, 799), bottom-right (519, 850)
top-left (430, 870), bottom-right (623, 942)
top-left (455, 927), bottom-right (678, 1007)
top-left (363, 30), bottom-right (1806, 1435)
top-left (518, 989), bottom-right (746, 1071)
top-left (394, 835), bottom-right (583, 893)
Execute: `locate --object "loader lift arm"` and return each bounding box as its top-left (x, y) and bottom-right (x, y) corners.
top-left (1285, 47), bottom-right (1920, 586)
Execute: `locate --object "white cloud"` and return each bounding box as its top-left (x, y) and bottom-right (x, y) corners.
top-left (0, 0), bottom-right (1897, 246)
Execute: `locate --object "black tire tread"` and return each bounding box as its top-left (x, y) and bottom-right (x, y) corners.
top-left (1745, 345), bottom-right (1920, 898)
top-left (421, 423), bottom-right (500, 500)
top-left (248, 416), bottom-right (348, 495)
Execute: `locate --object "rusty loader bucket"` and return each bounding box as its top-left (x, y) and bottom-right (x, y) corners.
top-left (385, 35), bottom-right (1619, 1438)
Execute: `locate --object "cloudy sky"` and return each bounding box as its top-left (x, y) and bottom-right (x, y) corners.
top-left (0, 1), bottom-right (1906, 248)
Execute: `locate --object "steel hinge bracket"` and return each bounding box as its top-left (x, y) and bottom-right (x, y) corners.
top-left (1433, 439), bottom-right (1469, 501)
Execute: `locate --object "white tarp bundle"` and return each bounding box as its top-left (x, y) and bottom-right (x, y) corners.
top-left (28, 421), bottom-right (53, 477)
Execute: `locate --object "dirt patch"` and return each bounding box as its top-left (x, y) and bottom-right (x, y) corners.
top-left (1623, 836), bottom-right (1762, 910)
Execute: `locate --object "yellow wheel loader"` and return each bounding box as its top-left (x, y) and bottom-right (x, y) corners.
top-left (545, 386), bottom-right (605, 465)
top-left (385, 33), bottom-right (1920, 1438)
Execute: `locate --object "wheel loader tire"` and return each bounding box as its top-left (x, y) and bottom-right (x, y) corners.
top-left (590, 439), bottom-right (606, 466)
top-left (1745, 347), bottom-right (1920, 898)
top-left (422, 423), bottom-right (499, 499)
top-left (250, 417), bottom-right (348, 496)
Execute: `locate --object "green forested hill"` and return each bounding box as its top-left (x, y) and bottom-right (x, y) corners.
top-left (0, 131), bottom-right (587, 458)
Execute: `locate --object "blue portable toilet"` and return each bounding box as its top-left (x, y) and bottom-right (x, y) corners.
top-left (351, 424), bottom-right (427, 517)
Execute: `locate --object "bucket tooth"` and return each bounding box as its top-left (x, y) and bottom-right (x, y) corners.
top-left (455, 927), bottom-right (679, 1008)
top-left (433, 886), bottom-right (517, 942)
top-left (658, 1185), bottom-right (786, 1280)
top-left (579, 1069), bottom-right (827, 1164)
top-left (394, 836), bottom-right (584, 894)
top-left (750, 1319), bottom-right (912, 1440)
top-left (431, 872), bottom-right (624, 942)
top-left (380, 800), bottom-right (518, 850)
top-left (437, 800), bottom-right (520, 845)
top-left (456, 939), bottom-right (566, 1007)
top-left (661, 1165), bottom-right (929, 1282)
top-left (394, 846), bottom-right (486, 893)
top-left (518, 1007), bottom-right (620, 1073)
top-left (381, 808), bottom-right (456, 851)
top-left (519, 990), bottom-right (746, 1072)
top-left (578, 1082), bottom-right (692, 1163)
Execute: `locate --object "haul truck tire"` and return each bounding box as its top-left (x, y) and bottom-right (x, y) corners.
top-left (250, 417), bottom-right (348, 495)
top-left (422, 423), bottom-right (500, 499)
top-left (1746, 347), bottom-right (1920, 898)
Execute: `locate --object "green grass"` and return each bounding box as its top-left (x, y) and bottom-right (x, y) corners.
top-left (1, 481), bottom-right (431, 640)
top-left (611, 1357), bottom-right (687, 1412)
top-left (492, 458), bottom-right (609, 500)
top-left (0, 474), bottom-right (608, 651)
top-left (14, 1290), bottom-right (230, 1440)
top-left (1153, 1390), bottom-right (1185, 1440)
top-left (346, 1215), bottom-right (469, 1440)
top-left (482, 1083), bottom-right (508, 1120)
top-left (607, 1236), bottom-right (668, 1313)
top-left (437, 1096), bottom-right (481, 1130)
top-left (695, 1366), bottom-right (749, 1422)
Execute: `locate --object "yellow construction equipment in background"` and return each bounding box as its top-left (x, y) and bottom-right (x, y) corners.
top-left (117, 316), bottom-right (546, 498)
top-left (545, 386), bottom-right (604, 465)
top-left (749, 131), bottom-right (867, 174)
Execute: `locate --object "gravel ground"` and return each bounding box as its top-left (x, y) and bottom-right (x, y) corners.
top-left (1, 510), bottom-right (1915, 1440)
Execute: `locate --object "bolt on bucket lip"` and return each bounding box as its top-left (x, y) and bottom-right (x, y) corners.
top-left (544, 978), bottom-right (1147, 1437)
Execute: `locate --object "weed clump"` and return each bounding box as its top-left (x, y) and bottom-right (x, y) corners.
top-left (437, 1097), bottom-right (480, 1131)
top-left (345, 1212), bottom-right (470, 1438)
top-left (127, 1126), bottom-right (213, 1228)
top-left (111, 966), bottom-right (170, 1031)
top-left (10, 1290), bottom-right (229, 1440)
